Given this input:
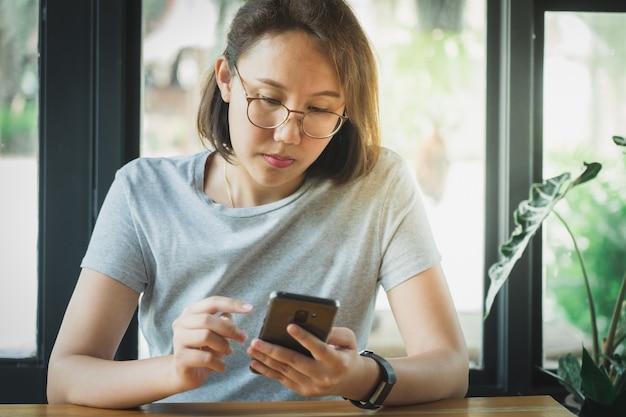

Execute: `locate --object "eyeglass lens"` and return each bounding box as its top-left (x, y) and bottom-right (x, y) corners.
top-left (247, 99), bottom-right (342, 139)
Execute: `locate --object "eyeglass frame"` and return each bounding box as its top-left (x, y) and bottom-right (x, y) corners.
top-left (231, 65), bottom-right (349, 139)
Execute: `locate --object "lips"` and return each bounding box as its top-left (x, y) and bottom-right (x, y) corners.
top-left (263, 154), bottom-right (295, 168)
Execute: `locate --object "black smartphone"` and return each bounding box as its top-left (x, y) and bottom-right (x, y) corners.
top-left (256, 291), bottom-right (339, 357)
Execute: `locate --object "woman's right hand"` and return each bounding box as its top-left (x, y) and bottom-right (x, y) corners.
top-left (48, 270), bottom-right (254, 408)
top-left (170, 296), bottom-right (253, 391)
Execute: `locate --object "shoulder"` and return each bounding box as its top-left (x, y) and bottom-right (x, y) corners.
top-left (116, 152), bottom-right (208, 185)
top-left (372, 147), bottom-right (409, 173)
top-left (315, 147), bottom-right (416, 206)
top-left (108, 152), bottom-right (210, 205)
top-left (359, 147), bottom-right (415, 189)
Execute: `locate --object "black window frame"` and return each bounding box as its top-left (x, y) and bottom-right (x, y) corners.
top-left (0, 0), bottom-right (140, 403)
top-left (470, 0), bottom-right (626, 400)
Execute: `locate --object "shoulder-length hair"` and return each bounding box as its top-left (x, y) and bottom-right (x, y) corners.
top-left (197, 0), bottom-right (380, 184)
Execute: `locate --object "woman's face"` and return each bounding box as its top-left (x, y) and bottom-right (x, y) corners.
top-left (216, 30), bottom-right (345, 196)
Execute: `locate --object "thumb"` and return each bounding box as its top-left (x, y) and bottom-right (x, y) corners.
top-left (326, 327), bottom-right (357, 350)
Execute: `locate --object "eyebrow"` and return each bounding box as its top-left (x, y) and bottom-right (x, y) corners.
top-left (255, 77), bottom-right (342, 99)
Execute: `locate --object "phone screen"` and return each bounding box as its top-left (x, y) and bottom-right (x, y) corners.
top-left (256, 291), bottom-right (339, 357)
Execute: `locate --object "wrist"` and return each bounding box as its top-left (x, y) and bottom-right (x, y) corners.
top-left (344, 350), bottom-right (396, 409)
top-left (167, 353), bottom-right (203, 395)
top-left (339, 350), bottom-right (380, 400)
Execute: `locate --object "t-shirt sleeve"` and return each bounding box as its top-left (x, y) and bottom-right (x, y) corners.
top-left (378, 158), bottom-right (441, 291)
top-left (81, 167), bottom-right (149, 294)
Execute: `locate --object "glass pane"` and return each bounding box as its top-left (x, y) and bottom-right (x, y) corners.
top-left (0, 0), bottom-right (39, 359)
top-left (355, 0), bottom-right (486, 368)
top-left (542, 12), bottom-right (626, 367)
top-left (141, 0), bottom-right (486, 367)
top-left (142, 0), bottom-right (237, 158)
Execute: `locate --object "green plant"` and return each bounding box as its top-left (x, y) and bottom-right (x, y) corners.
top-left (484, 136), bottom-right (626, 416)
top-left (546, 169), bottom-right (626, 340)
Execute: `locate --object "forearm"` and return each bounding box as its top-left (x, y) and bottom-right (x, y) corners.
top-left (378, 266), bottom-right (470, 405)
top-left (385, 348), bottom-right (469, 405)
top-left (47, 354), bottom-right (179, 409)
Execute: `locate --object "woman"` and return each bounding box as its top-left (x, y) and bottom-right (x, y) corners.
top-left (47, 0), bottom-right (468, 409)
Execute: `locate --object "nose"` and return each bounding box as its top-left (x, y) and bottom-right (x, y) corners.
top-left (273, 113), bottom-right (303, 145)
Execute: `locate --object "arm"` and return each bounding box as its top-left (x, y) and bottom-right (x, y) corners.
top-left (47, 268), bottom-right (251, 409)
top-left (247, 264), bottom-right (468, 405)
top-left (384, 264), bottom-right (469, 404)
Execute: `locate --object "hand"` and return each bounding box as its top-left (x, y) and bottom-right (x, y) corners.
top-left (170, 296), bottom-right (252, 392)
top-left (247, 326), bottom-right (362, 398)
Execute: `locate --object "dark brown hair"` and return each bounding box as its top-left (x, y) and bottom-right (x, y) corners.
top-left (197, 0), bottom-right (380, 183)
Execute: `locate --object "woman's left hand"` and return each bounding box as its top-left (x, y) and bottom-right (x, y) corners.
top-left (246, 326), bottom-right (366, 398)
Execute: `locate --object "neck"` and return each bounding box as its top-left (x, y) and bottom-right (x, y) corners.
top-left (221, 158), bottom-right (304, 208)
top-left (223, 162), bottom-right (235, 208)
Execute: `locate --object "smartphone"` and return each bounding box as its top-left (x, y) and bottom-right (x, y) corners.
top-left (256, 291), bottom-right (339, 357)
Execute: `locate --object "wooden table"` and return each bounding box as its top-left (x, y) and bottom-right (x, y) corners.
top-left (0, 396), bottom-right (574, 416)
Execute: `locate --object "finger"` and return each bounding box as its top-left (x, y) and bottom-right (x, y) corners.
top-left (173, 311), bottom-right (247, 343)
top-left (325, 327), bottom-right (357, 350)
top-left (248, 340), bottom-right (339, 398)
top-left (175, 327), bottom-right (234, 354)
top-left (185, 296), bottom-right (253, 316)
top-left (247, 340), bottom-right (309, 385)
top-left (219, 312), bottom-right (233, 322)
top-left (185, 312), bottom-right (240, 335)
top-left (177, 344), bottom-right (227, 373)
top-left (286, 324), bottom-right (332, 359)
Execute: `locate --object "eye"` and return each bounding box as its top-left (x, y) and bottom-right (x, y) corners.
top-left (308, 106), bottom-right (329, 113)
top-left (261, 97), bottom-right (283, 107)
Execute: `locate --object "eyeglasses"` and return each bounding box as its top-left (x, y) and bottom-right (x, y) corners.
top-left (232, 65), bottom-right (348, 139)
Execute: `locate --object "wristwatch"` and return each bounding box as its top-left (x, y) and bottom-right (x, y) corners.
top-left (346, 350), bottom-right (396, 409)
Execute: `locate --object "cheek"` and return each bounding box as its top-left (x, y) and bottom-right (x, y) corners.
top-left (228, 107), bottom-right (269, 153)
top-left (228, 102), bottom-right (251, 140)
top-left (304, 140), bottom-right (332, 163)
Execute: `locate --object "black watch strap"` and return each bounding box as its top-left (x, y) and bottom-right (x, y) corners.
top-left (347, 350), bottom-right (396, 409)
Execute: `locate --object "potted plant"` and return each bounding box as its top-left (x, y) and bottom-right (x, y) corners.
top-left (484, 136), bottom-right (626, 416)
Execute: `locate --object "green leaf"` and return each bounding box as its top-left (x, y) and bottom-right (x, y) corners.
top-left (484, 174), bottom-right (569, 317)
top-left (558, 353), bottom-right (583, 390)
top-left (613, 135), bottom-right (626, 147)
top-left (484, 162), bottom-right (602, 318)
top-left (570, 162), bottom-right (601, 187)
top-left (537, 354), bottom-right (584, 403)
top-left (609, 354), bottom-right (626, 395)
top-left (615, 367), bottom-right (626, 396)
top-left (581, 347), bottom-right (616, 405)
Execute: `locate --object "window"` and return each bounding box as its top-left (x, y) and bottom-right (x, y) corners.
top-left (0, 0), bottom-right (141, 403)
top-left (352, 0), bottom-right (487, 368)
top-left (0, 0), bottom-right (39, 360)
top-left (542, 11), bottom-right (626, 367)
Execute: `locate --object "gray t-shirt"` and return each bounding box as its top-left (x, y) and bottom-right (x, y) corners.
top-left (81, 147), bottom-right (440, 402)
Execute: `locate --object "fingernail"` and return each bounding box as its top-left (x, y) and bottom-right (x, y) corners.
top-left (287, 323), bottom-right (299, 334)
top-left (241, 303), bottom-right (253, 311)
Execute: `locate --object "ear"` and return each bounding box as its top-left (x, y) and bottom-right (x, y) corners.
top-left (215, 56), bottom-right (233, 103)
